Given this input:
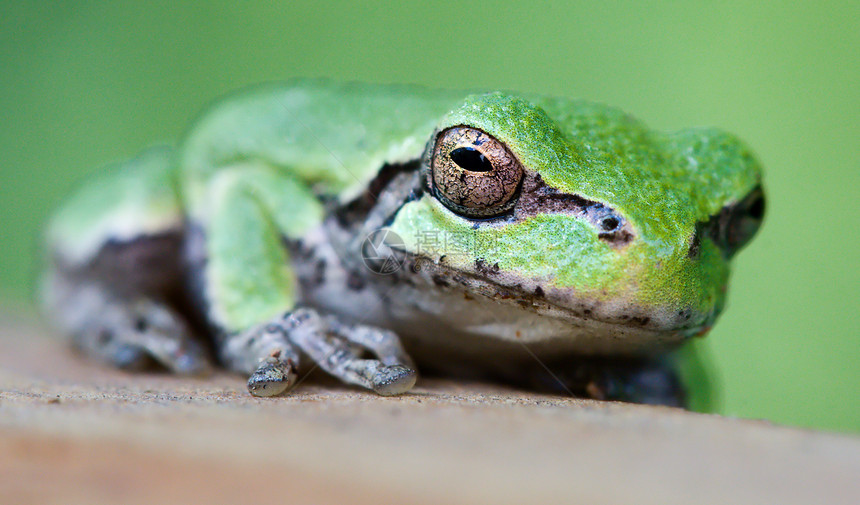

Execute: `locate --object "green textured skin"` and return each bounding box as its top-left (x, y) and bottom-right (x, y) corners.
top-left (391, 92), bottom-right (762, 329)
top-left (46, 146), bottom-right (182, 266)
top-left (178, 80), bottom-right (466, 220)
top-left (174, 81), bottom-right (465, 328)
top-left (47, 79), bottom-right (762, 346)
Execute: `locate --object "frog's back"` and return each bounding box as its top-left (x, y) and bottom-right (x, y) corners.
top-left (178, 80), bottom-right (464, 208)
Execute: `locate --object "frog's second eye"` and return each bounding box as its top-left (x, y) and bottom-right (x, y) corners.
top-left (431, 126), bottom-right (524, 218)
top-left (711, 186), bottom-right (766, 257)
top-left (723, 187), bottom-right (765, 253)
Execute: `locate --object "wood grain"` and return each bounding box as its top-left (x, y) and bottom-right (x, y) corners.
top-left (1, 310), bottom-right (857, 505)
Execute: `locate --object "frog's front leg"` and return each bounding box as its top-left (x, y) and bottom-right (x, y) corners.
top-left (223, 308), bottom-right (417, 396)
top-left (197, 165), bottom-right (417, 396)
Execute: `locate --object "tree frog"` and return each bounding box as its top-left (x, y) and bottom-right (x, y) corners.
top-left (41, 80), bottom-right (764, 406)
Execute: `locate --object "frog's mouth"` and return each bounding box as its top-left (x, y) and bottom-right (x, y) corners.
top-left (389, 250), bottom-right (711, 341)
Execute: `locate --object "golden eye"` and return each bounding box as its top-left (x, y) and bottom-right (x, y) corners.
top-left (431, 126), bottom-right (524, 218)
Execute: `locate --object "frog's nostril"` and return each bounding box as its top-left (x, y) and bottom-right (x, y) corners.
top-left (600, 217), bottom-right (620, 233)
top-left (594, 211), bottom-right (632, 246)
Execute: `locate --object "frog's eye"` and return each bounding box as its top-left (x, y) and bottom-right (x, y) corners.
top-left (431, 126), bottom-right (524, 218)
top-left (712, 186), bottom-right (766, 256)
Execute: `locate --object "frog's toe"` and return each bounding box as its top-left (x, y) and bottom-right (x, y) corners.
top-left (110, 341), bottom-right (155, 371)
top-left (286, 308), bottom-right (419, 396)
top-left (370, 364), bottom-right (418, 396)
top-left (334, 358), bottom-right (418, 396)
top-left (130, 303), bottom-right (213, 376)
top-left (110, 329), bottom-right (213, 376)
top-left (325, 318), bottom-right (415, 368)
top-left (169, 343), bottom-right (214, 376)
top-left (247, 354), bottom-right (297, 397)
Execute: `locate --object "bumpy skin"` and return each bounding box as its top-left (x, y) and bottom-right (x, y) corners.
top-left (42, 80), bottom-right (764, 405)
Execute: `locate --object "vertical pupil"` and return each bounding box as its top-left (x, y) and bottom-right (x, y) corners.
top-left (450, 147), bottom-right (493, 172)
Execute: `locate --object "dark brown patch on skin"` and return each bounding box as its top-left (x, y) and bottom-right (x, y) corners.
top-left (97, 329), bottom-right (113, 345)
top-left (285, 238), bottom-right (317, 261)
top-left (335, 160), bottom-right (421, 229)
top-left (52, 227), bottom-right (214, 348)
top-left (58, 233), bottom-right (184, 298)
top-left (286, 238), bottom-right (325, 291)
top-left (512, 172), bottom-right (634, 246)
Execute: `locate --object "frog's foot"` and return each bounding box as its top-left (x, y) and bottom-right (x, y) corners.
top-left (526, 357), bottom-right (686, 407)
top-left (285, 308), bottom-right (417, 396)
top-left (246, 350), bottom-right (298, 397)
top-left (221, 321), bottom-right (301, 397)
top-left (220, 308), bottom-right (417, 397)
top-left (583, 359), bottom-right (685, 407)
top-left (58, 283), bottom-right (212, 375)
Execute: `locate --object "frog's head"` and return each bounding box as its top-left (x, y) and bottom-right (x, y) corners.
top-left (386, 92), bottom-right (764, 348)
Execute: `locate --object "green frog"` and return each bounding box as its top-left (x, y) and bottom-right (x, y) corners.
top-left (41, 80), bottom-right (764, 406)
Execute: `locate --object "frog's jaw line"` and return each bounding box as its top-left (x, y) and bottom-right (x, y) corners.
top-left (388, 189), bottom-right (732, 335)
top-left (382, 256), bottom-right (689, 357)
top-left (396, 253), bottom-right (709, 339)
top-left (291, 223), bottom-right (693, 357)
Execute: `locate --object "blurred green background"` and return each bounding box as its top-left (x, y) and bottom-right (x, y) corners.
top-left (1, 1), bottom-right (857, 432)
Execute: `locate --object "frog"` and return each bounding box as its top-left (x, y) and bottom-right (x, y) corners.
top-left (40, 79), bottom-right (764, 406)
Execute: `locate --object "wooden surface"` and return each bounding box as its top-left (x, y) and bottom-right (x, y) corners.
top-left (1, 310), bottom-right (858, 505)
